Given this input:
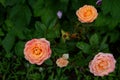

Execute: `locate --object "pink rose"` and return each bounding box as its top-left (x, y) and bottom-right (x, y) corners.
top-left (56, 57), bottom-right (69, 68)
top-left (76, 5), bottom-right (98, 23)
top-left (89, 52), bottom-right (116, 76)
top-left (24, 38), bottom-right (52, 65)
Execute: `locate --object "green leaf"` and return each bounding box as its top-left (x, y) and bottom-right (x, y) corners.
top-left (100, 35), bottom-right (109, 52)
top-left (34, 21), bottom-right (47, 38)
top-left (111, 1), bottom-right (120, 20)
top-left (4, 19), bottom-right (14, 31)
top-left (2, 31), bottom-right (15, 53)
top-left (48, 18), bottom-right (57, 29)
top-left (14, 27), bottom-right (26, 39)
top-left (15, 41), bottom-right (25, 57)
top-left (109, 31), bottom-right (120, 43)
top-left (0, 4), bottom-right (5, 25)
top-left (100, 44), bottom-right (109, 52)
top-left (107, 18), bottom-right (118, 30)
top-left (41, 9), bottom-right (55, 26)
top-left (95, 13), bottom-right (119, 29)
top-left (48, 73), bottom-right (54, 80)
top-left (29, 0), bottom-right (44, 17)
top-left (45, 59), bottom-right (53, 66)
top-left (0, 38), bottom-right (2, 45)
top-left (102, 0), bottom-right (120, 20)
top-left (0, 28), bottom-right (4, 36)
top-left (0, 0), bottom-right (5, 6)
top-left (35, 21), bottom-right (47, 32)
top-left (76, 42), bottom-right (90, 54)
top-left (73, 52), bottom-right (86, 66)
top-left (5, 53), bottom-right (13, 58)
top-left (2, 0), bottom-right (25, 7)
top-left (90, 33), bottom-right (99, 46)
top-left (59, 0), bottom-right (69, 12)
top-left (102, 0), bottom-right (111, 15)
top-left (71, 0), bottom-right (85, 10)
top-left (47, 24), bottom-right (60, 39)
top-left (5, 19), bottom-right (26, 39)
top-left (47, 22), bottom-right (60, 39)
top-left (8, 4), bottom-right (32, 27)
top-left (29, 73), bottom-right (41, 80)
top-left (95, 13), bottom-right (107, 27)
top-left (6, 0), bottom-right (18, 6)
top-left (53, 42), bottom-right (68, 55)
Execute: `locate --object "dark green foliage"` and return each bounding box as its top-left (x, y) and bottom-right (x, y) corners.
top-left (0, 0), bottom-right (120, 80)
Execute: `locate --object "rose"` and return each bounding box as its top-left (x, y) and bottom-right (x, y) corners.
top-left (62, 53), bottom-right (69, 59)
top-left (24, 38), bottom-right (51, 65)
top-left (89, 52), bottom-right (116, 76)
top-left (56, 57), bottom-right (69, 68)
top-left (76, 5), bottom-right (98, 23)
top-left (56, 54), bottom-right (69, 68)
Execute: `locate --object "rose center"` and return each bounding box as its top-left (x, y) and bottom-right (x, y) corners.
top-left (98, 61), bottom-right (108, 70)
top-left (84, 10), bottom-right (92, 17)
top-left (33, 47), bottom-right (42, 55)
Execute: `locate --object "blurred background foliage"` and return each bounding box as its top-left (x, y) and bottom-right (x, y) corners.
top-left (0, 0), bottom-right (120, 80)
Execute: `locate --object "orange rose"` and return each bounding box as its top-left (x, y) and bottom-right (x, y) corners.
top-left (89, 52), bottom-right (116, 76)
top-left (24, 38), bottom-right (51, 65)
top-left (76, 5), bottom-right (98, 23)
top-left (56, 57), bottom-right (69, 68)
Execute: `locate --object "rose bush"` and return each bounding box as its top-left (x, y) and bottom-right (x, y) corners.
top-left (1, 0), bottom-right (120, 79)
top-left (24, 38), bottom-right (51, 65)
